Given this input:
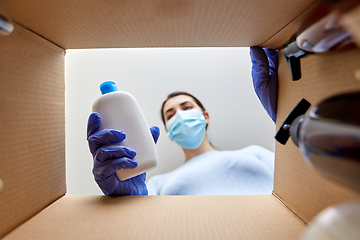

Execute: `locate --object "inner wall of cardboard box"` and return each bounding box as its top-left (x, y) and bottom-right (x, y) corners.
top-left (65, 47), bottom-right (276, 195)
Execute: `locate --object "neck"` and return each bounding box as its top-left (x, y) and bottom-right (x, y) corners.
top-left (182, 134), bottom-right (215, 162)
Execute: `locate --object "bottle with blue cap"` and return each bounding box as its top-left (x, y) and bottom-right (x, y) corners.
top-left (92, 81), bottom-right (158, 181)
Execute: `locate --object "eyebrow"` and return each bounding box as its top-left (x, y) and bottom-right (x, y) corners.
top-left (164, 101), bottom-right (191, 115)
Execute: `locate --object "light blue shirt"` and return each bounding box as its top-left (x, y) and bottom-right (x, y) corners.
top-left (147, 145), bottom-right (274, 195)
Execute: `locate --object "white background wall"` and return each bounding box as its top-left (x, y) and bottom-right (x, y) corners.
top-left (65, 47), bottom-right (276, 195)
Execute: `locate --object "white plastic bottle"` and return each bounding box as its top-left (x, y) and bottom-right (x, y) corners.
top-left (92, 81), bottom-right (158, 181)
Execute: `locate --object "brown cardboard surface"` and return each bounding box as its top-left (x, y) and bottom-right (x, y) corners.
top-left (261, 2), bottom-right (318, 49)
top-left (0, 23), bottom-right (66, 237)
top-left (0, 0), bottom-right (316, 49)
top-left (1, 1), bottom-right (360, 239)
top-left (341, 6), bottom-right (360, 47)
top-left (3, 195), bottom-right (305, 240)
top-left (264, 2), bottom-right (360, 50)
top-left (274, 47), bottom-right (360, 224)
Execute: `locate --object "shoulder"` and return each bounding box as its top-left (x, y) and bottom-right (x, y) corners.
top-left (218, 145), bottom-right (274, 162)
top-left (147, 172), bottom-right (168, 185)
top-left (240, 145), bottom-right (274, 155)
top-left (147, 173), bottom-right (170, 195)
top-left (147, 167), bottom-right (182, 187)
top-left (244, 145), bottom-right (267, 151)
top-left (217, 146), bottom-right (263, 155)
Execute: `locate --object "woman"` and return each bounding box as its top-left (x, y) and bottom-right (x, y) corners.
top-left (147, 92), bottom-right (274, 195)
top-left (87, 47), bottom-right (277, 196)
top-left (87, 91), bottom-right (274, 196)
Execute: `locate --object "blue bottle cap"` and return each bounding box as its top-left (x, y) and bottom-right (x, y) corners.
top-left (100, 81), bottom-right (118, 95)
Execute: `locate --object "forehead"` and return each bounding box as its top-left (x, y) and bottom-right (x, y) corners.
top-left (163, 95), bottom-right (197, 112)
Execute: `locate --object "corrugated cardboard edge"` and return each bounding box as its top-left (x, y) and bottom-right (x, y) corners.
top-left (0, 0), bottom-right (316, 49)
top-left (272, 192), bottom-right (307, 225)
top-left (0, 22), bottom-right (66, 238)
top-left (13, 20), bottom-right (64, 50)
top-left (341, 5), bottom-right (360, 47)
top-left (261, 0), bottom-right (320, 49)
top-left (3, 195), bottom-right (306, 240)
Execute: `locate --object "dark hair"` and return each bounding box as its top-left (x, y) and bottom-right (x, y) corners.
top-left (160, 91), bottom-right (207, 129)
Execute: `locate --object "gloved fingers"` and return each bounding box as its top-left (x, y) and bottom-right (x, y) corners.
top-left (129, 173), bottom-right (148, 195)
top-left (250, 47), bottom-right (278, 124)
top-left (101, 174), bottom-right (148, 196)
top-left (150, 126), bottom-right (160, 144)
top-left (250, 47), bottom-right (269, 72)
top-left (94, 145), bottom-right (137, 163)
top-left (93, 157), bottom-right (138, 181)
top-left (264, 48), bottom-right (278, 75)
top-left (95, 173), bottom-right (119, 195)
top-left (139, 172), bottom-right (147, 183)
top-left (87, 112), bottom-right (101, 139)
top-left (264, 48), bottom-right (278, 57)
top-left (88, 129), bottom-right (127, 155)
top-left (250, 47), bottom-right (270, 87)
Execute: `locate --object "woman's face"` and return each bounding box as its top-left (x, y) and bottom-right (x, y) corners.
top-left (163, 94), bottom-right (209, 127)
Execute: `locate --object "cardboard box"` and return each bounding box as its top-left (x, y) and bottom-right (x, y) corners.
top-left (0, 1), bottom-right (359, 239)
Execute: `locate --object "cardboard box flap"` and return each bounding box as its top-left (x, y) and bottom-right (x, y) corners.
top-left (274, 47), bottom-right (360, 223)
top-left (0, 0), bottom-right (316, 49)
top-left (262, 3), bottom-right (317, 49)
top-left (3, 195), bottom-right (305, 240)
top-left (341, 5), bottom-right (360, 47)
top-left (0, 23), bottom-right (66, 237)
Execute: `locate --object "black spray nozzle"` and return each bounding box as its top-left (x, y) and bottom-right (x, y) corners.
top-left (275, 98), bottom-right (311, 145)
top-left (282, 34), bottom-right (308, 81)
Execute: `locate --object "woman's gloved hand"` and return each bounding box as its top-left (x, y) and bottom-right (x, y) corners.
top-left (87, 112), bottom-right (160, 196)
top-left (250, 47), bottom-right (278, 123)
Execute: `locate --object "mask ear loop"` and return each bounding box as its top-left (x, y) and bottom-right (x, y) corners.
top-left (201, 110), bottom-right (209, 130)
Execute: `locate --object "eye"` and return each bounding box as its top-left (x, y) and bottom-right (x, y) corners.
top-left (184, 106), bottom-right (193, 110)
top-left (167, 114), bottom-right (174, 120)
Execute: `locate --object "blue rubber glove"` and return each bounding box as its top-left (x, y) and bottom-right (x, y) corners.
top-left (250, 47), bottom-right (278, 123)
top-left (87, 112), bottom-right (160, 196)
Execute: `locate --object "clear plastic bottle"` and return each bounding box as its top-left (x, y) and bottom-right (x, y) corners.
top-left (92, 81), bottom-right (158, 181)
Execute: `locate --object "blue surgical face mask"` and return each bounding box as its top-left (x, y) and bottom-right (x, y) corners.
top-left (166, 109), bottom-right (207, 149)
